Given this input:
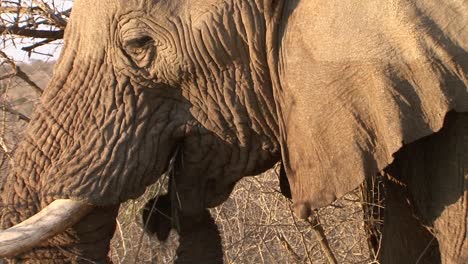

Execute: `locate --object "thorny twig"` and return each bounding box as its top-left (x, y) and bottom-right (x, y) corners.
top-left (0, 77), bottom-right (12, 158)
top-left (289, 205), bottom-right (313, 264)
top-left (32, 0), bottom-right (68, 29)
top-left (115, 220), bottom-right (127, 264)
top-left (0, 25), bottom-right (64, 40)
top-left (277, 232), bottom-right (302, 262)
top-left (21, 38), bottom-right (55, 53)
top-left (0, 50), bottom-right (43, 95)
top-left (1, 1), bottom-right (69, 53)
top-left (307, 212), bottom-right (338, 264)
top-left (0, 104), bottom-right (30, 122)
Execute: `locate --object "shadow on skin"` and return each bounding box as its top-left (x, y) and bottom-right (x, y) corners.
top-left (143, 193), bottom-right (224, 264)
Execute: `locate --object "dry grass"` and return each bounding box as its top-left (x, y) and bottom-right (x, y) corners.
top-left (111, 167), bottom-right (373, 264)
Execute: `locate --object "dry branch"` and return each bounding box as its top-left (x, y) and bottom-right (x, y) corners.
top-left (0, 50), bottom-right (44, 95)
top-left (277, 232), bottom-right (302, 262)
top-left (0, 104), bottom-right (30, 122)
top-left (33, 0), bottom-right (68, 28)
top-left (1, 1), bottom-right (68, 53)
top-left (0, 138), bottom-right (11, 158)
top-left (0, 6), bottom-right (42, 16)
top-left (0, 25), bottom-right (64, 39)
top-left (307, 213), bottom-right (338, 264)
top-left (13, 66), bottom-right (44, 95)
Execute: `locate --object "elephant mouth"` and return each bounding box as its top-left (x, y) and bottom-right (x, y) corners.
top-left (0, 143), bottom-right (184, 259)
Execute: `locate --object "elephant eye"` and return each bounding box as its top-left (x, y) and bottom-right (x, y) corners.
top-left (122, 35), bottom-right (156, 67)
top-left (124, 36), bottom-right (154, 49)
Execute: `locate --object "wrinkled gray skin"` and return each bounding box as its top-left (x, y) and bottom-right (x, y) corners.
top-left (1, 0), bottom-right (467, 263)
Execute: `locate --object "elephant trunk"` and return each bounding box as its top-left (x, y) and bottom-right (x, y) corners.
top-left (175, 210), bottom-right (224, 264)
top-left (0, 54), bottom-right (119, 261)
top-left (0, 121), bottom-right (123, 261)
top-left (0, 51), bottom-right (128, 261)
top-left (1, 26), bottom-right (181, 262)
top-left (0, 129), bottom-right (120, 262)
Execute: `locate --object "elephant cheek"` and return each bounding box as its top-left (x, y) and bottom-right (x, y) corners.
top-left (33, 67), bottom-right (181, 206)
top-left (66, 205), bottom-right (120, 260)
top-left (37, 119), bottom-right (178, 207)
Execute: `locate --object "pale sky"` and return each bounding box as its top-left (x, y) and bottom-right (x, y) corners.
top-left (2, 0), bottom-right (73, 63)
top-left (4, 42), bottom-right (64, 63)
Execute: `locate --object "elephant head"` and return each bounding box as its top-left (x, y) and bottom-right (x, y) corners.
top-left (0, 0), bottom-right (282, 262)
top-left (1, 0), bottom-right (467, 262)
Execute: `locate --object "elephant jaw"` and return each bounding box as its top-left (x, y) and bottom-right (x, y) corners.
top-left (0, 199), bottom-right (93, 258)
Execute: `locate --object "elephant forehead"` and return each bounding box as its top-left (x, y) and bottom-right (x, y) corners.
top-left (73, 0), bottom-right (118, 17)
top-left (68, 0), bottom-right (147, 57)
top-left (69, 1), bottom-right (165, 41)
top-left (70, 0), bottom-right (117, 48)
top-left (74, 0), bottom-right (143, 9)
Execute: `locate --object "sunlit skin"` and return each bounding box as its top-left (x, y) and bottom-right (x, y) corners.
top-left (0, 0), bottom-right (467, 263)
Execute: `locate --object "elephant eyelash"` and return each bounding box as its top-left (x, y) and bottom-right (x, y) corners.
top-left (122, 35), bottom-right (156, 67)
top-left (124, 36), bottom-right (154, 50)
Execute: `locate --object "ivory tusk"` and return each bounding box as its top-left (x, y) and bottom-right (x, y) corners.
top-left (0, 199), bottom-right (93, 257)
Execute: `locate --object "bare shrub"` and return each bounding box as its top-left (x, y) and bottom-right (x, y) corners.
top-left (1, 0), bottom-right (67, 180)
top-left (111, 166), bottom-right (374, 264)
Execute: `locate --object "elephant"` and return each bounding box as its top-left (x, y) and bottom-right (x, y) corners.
top-left (143, 194), bottom-right (224, 264)
top-left (0, 0), bottom-right (467, 263)
top-left (142, 181), bottom-right (224, 263)
top-left (140, 168), bottom-right (223, 264)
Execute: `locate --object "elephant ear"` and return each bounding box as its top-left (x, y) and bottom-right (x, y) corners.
top-left (272, 0), bottom-right (468, 218)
